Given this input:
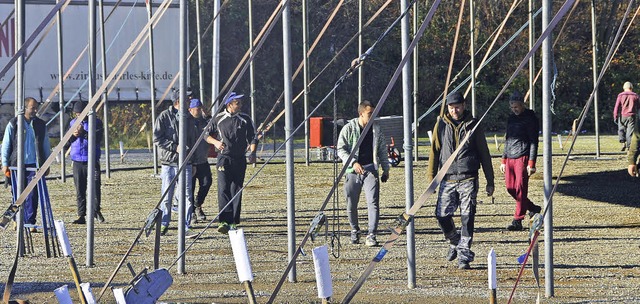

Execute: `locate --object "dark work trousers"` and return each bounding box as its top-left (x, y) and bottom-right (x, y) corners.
top-left (191, 162), bottom-right (212, 208)
top-left (435, 177), bottom-right (478, 264)
top-left (73, 161), bottom-right (101, 217)
top-left (217, 156), bottom-right (247, 225)
top-left (16, 165), bottom-right (39, 225)
top-left (505, 156), bottom-right (538, 220)
top-left (618, 116), bottom-right (635, 147)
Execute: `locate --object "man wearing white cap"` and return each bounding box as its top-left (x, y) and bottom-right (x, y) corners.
top-left (207, 92), bottom-right (258, 234)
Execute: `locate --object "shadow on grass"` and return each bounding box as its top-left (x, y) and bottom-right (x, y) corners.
top-left (556, 169), bottom-right (640, 208)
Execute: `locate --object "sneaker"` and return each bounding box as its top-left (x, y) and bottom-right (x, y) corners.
top-left (446, 245), bottom-right (458, 261)
top-left (171, 205), bottom-right (178, 213)
top-left (72, 216), bottom-right (86, 225)
top-left (529, 204), bottom-right (542, 217)
top-left (95, 211), bottom-right (105, 223)
top-left (365, 234), bottom-right (378, 247)
top-left (189, 213), bottom-right (198, 226)
top-left (217, 222), bottom-right (230, 235)
top-left (196, 207), bottom-right (207, 221)
top-left (160, 225), bottom-right (168, 236)
top-left (186, 229), bottom-right (199, 239)
top-left (350, 230), bottom-right (361, 244)
top-left (621, 143), bottom-right (627, 151)
top-left (230, 223), bottom-right (238, 231)
top-left (458, 261), bottom-right (471, 270)
top-left (506, 219), bottom-right (523, 231)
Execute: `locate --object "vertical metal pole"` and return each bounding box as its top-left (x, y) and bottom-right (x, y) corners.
top-left (302, 0), bottom-right (310, 166)
top-left (282, 0), bottom-right (296, 283)
top-left (401, 0), bottom-right (415, 289)
top-left (542, 0), bottom-right (554, 297)
top-left (357, 0), bottom-right (363, 105)
top-left (57, 0), bottom-right (66, 183)
top-left (87, 0), bottom-right (97, 267)
top-left (412, 1), bottom-right (418, 162)
top-left (195, 0), bottom-right (205, 101)
top-left (147, 0), bottom-right (159, 175)
top-left (211, 0), bottom-right (221, 112)
top-left (591, 0), bottom-right (600, 158)
top-left (177, 0), bottom-right (188, 274)
top-left (248, 0), bottom-right (256, 127)
top-left (99, 0), bottom-right (110, 179)
top-left (469, 0), bottom-right (476, 117)
top-left (529, 0), bottom-right (536, 110)
top-left (15, 0), bottom-right (26, 257)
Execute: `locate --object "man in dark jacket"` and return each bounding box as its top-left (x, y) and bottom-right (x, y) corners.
top-left (207, 92), bottom-right (258, 234)
top-left (427, 92), bottom-right (494, 270)
top-left (153, 91), bottom-right (198, 236)
top-left (188, 98), bottom-right (214, 222)
top-left (65, 101), bottom-right (105, 224)
top-left (1, 97), bottom-right (51, 231)
top-left (500, 92), bottom-right (541, 231)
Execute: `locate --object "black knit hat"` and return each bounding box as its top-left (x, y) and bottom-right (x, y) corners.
top-left (72, 101), bottom-right (87, 113)
top-left (446, 92), bottom-right (465, 105)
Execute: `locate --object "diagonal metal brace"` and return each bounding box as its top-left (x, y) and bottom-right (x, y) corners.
top-left (309, 212), bottom-right (326, 242)
top-left (143, 209), bottom-right (161, 237)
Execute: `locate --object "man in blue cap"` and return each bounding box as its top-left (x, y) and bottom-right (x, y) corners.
top-left (207, 92), bottom-right (258, 234)
top-left (427, 91), bottom-right (494, 270)
top-left (188, 98), bottom-right (214, 222)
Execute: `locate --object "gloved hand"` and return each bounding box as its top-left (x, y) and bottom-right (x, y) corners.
top-left (381, 172), bottom-right (389, 183)
top-left (499, 163), bottom-right (506, 174)
top-left (526, 166), bottom-right (536, 176)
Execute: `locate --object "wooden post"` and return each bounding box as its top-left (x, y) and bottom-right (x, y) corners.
top-left (243, 281), bottom-right (257, 304)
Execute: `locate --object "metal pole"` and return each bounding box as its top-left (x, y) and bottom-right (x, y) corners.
top-left (99, 0), bottom-right (110, 179)
top-left (195, 0), bottom-right (205, 101)
top-left (302, 0), bottom-right (310, 166)
top-left (57, 0), bottom-right (66, 183)
top-left (469, 0), bottom-right (476, 117)
top-left (542, 0), bottom-right (554, 297)
top-left (529, 0), bottom-right (536, 110)
top-left (282, 0), bottom-right (296, 283)
top-left (248, 0), bottom-right (256, 129)
top-left (412, 0), bottom-right (418, 162)
top-left (358, 0), bottom-right (363, 105)
top-left (177, 0), bottom-right (188, 274)
top-left (211, 0), bottom-right (221, 113)
top-left (87, 0), bottom-right (97, 267)
top-left (591, 0), bottom-right (600, 157)
top-left (401, 0), bottom-right (415, 289)
top-left (147, 0), bottom-right (159, 175)
top-left (15, 0), bottom-right (26, 257)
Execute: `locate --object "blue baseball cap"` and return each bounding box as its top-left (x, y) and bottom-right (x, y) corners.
top-left (189, 99), bottom-right (202, 109)
top-left (225, 92), bottom-right (244, 105)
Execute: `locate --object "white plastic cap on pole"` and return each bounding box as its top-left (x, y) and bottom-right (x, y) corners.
top-left (488, 248), bottom-right (497, 289)
top-left (119, 141), bottom-right (125, 157)
top-left (312, 245), bottom-right (333, 299)
top-left (229, 229), bottom-right (254, 282)
top-left (80, 283), bottom-right (96, 304)
top-left (54, 285), bottom-right (73, 304)
top-left (112, 288), bottom-right (127, 304)
top-left (54, 220), bottom-right (73, 257)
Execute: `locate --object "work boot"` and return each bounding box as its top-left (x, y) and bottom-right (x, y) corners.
top-left (621, 142), bottom-right (627, 151)
top-left (458, 261), bottom-right (471, 270)
top-left (446, 245), bottom-right (458, 261)
top-left (160, 225), bottom-right (168, 236)
top-left (95, 211), bottom-right (105, 223)
top-left (350, 229), bottom-right (361, 244)
top-left (218, 222), bottom-right (230, 235)
top-left (365, 234), bottom-right (378, 247)
top-left (529, 204), bottom-right (542, 217)
top-left (72, 216), bottom-right (86, 225)
top-left (190, 213), bottom-right (198, 226)
top-left (196, 207), bottom-right (207, 221)
top-left (506, 219), bottom-right (523, 231)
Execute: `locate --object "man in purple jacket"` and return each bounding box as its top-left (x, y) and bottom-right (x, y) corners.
top-left (613, 82), bottom-right (639, 151)
top-left (65, 101), bottom-right (104, 224)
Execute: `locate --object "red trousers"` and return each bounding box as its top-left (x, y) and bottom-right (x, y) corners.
top-left (505, 156), bottom-right (535, 220)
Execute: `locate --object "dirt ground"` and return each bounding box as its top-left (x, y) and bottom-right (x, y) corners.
top-left (0, 136), bottom-right (639, 303)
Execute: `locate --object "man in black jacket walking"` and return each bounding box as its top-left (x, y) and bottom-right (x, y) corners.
top-left (500, 91), bottom-right (541, 231)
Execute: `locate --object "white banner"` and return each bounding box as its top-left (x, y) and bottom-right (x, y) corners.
top-left (0, 0), bottom-right (179, 104)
